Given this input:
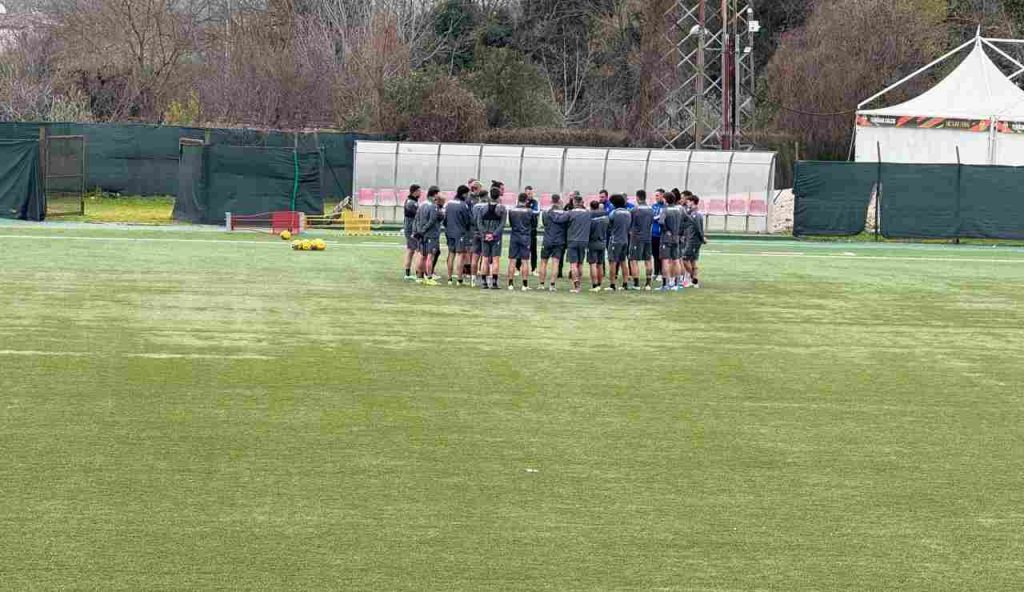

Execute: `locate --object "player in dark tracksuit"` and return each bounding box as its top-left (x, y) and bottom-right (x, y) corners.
top-left (402, 184), bottom-right (422, 280)
top-left (656, 191), bottom-right (686, 291)
top-left (469, 196), bottom-right (489, 287)
top-left (507, 193), bottom-right (535, 290)
top-left (628, 190), bottom-right (656, 290)
top-left (565, 194), bottom-right (592, 293)
top-left (443, 185), bottom-right (473, 285)
top-left (411, 189), bottom-right (442, 285)
top-left (538, 195), bottom-right (569, 291)
top-left (475, 188), bottom-right (507, 290)
top-left (587, 201), bottom-right (608, 291)
top-left (682, 195), bottom-right (707, 288)
top-left (606, 194), bottom-right (632, 291)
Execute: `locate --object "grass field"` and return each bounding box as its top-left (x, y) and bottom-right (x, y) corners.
top-left (3, 223), bottom-right (1024, 590)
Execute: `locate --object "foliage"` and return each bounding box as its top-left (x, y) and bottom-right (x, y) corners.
top-left (463, 46), bottom-right (562, 128)
top-left (163, 91), bottom-right (202, 126)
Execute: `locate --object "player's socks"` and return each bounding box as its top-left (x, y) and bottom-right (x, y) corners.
top-left (633, 278), bottom-right (639, 288)
top-left (508, 279), bottom-right (514, 288)
top-left (523, 280), bottom-right (528, 288)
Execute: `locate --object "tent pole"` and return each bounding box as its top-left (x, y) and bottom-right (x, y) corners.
top-left (981, 39), bottom-right (1024, 72)
top-left (858, 39), bottom-right (975, 109)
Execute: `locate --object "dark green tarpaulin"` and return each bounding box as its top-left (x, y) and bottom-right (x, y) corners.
top-left (0, 140), bottom-right (45, 221)
top-left (175, 144), bottom-right (322, 225)
top-left (879, 164), bottom-right (959, 239)
top-left (793, 161), bottom-right (876, 236)
top-left (959, 166), bottom-right (1024, 240)
top-left (0, 122), bottom-right (380, 202)
top-left (794, 160), bottom-right (1024, 240)
top-left (172, 142), bottom-right (206, 224)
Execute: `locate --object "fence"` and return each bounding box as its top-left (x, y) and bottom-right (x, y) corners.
top-left (354, 141), bottom-right (777, 232)
top-left (0, 122), bottom-right (379, 204)
top-left (794, 160), bottom-right (1024, 240)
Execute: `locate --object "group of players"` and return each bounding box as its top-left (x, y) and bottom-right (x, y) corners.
top-left (402, 179), bottom-right (707, 293)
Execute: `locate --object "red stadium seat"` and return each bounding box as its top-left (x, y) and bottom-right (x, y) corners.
top-left (540, 193), bottom-right (553, 208)
top-left (501, 192), bottom-right (517, 206)
top-left (397, 189), bottom-right (410, 203)
top-left (748, 199), bottom-right (767, 216)
top-left (727, 195), bottom-right (749, 216)
top-left (705, 197), bottom-right (728, 216)
top-left (377, 189), bottom-right (398, 206)
top-left (442, 191), bottom-right (455, 200)
top-left (357, 188), bottom-right (376, 207)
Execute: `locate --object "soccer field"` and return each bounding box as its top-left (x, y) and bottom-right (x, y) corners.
top-left (3, 224), bottom-right (1024, 591)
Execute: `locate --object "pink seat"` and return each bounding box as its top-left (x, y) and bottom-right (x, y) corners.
top-left (397, 189), bottom-right (410, 203)
top-left (539, 193), bottom-right (553, 208)
top-left (377, 189), bottom-right (398, 206)
top-left (705, 198), bottom-right (727, 216)
top-left (748, 199), bottom-right (767, 216)
top-left (441, 191), bottom-right (455, 200)
top-left (357, 188), bottom-right (376, 207)
top-left (727, 196), bottom-right (749, 216)
top-left (501, 192), bottom-right (517, 206)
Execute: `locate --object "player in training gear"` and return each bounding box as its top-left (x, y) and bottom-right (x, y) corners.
top-left (538, 195), bottom-right (569, 291)
top-left (443, 185), bottom-right (473, 285)
top-left (476, 187), bottom-right (507, 290)
top-left (682, 195), bottom-right (707, 288)
top-left (402, 184), bottom-right (423, 280)
top-left (606, 194), bottom-right (632, 291)
top-left (587, 200), bottom-right (608, 291)
top-left (507, 193), bottom-right (534, 290)
top-left (657, 191), bottom-right (685, 290)
top-left (412, 186), bottom-right (443, 285)
top-left (628, 190), bottom-right (655, 290)
top-left (565, 194), bottom-right (592, 293)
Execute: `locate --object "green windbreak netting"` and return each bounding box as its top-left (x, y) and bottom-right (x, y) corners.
top-left (959, 166), bottom-right (1024, 240)
top-left (195, 145), bottom-right (321, 225)
top-left (172, 142), bottom-right (206, 224)
top-left (879, 164), bottom-right (959, 239)
top-left (0, 140), bottom-right (45, 221)
top-left (794, 161), bottom-right (1024, 240)
top-left (793, 161), bottom-right (876, 236)
top-left (0, 123), bottom-right (379, 203)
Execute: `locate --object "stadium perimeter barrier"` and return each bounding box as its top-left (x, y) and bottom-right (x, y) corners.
top-left (353, 141), bottom-right (777, 233)
top-left (0, 122), bottom-right (381, 221)
top-left (794, 160), bottom-right (1024, 240)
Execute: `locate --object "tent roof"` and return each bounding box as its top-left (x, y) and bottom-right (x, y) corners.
top-left (859, 41), bottom-right (1024, 121)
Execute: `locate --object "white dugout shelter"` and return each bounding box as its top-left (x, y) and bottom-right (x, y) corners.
top-left (353, 141), bottom-right (777, 233)
top-left (856, 34), bottom-right (1024, 165)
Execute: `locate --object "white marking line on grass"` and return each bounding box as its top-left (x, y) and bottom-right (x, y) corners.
top-left (0, 349), bottom-right (274, 360)
top-left (2, 233), bottom-right (1024, 263)
top-left (706, 251), bottom-right (1024, 264)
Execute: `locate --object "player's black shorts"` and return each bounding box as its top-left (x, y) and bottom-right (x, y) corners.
top-left (682, 242), bottom-right (702, 262)
top-left (405, 235), bottom-right (420, 251)
top-left (567, 242), bottom-right (587, 264)
top-left (508, 237), bottom-right (531, 261)
top-left (419, 236), bottom-right (439, 256)
top-left (629, 241), bottom-right (653, 261)
top-left (541, 244), bottom-right (565, 260)
top-left (472, 234), bottom-right (483, 255)
top-left (480, 238), bottom-right (503, 258)
top-left (447, 235), bottom-right (471, 254)
top-left (587, 247), bottom-right (605, 265)
top-left (608, 243), bottom-right (629, 263)
top-left (660, 241), bottom-right (680, 260)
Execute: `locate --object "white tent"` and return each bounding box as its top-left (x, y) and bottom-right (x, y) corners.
top-left (855, 36), bottom-right (1024, 165)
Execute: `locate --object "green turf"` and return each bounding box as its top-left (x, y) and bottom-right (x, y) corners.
top-left (3, 227), bottom-right (1024, 591)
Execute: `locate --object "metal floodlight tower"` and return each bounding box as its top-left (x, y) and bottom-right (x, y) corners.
top-left (657, 0), bottom-right (758, 150)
